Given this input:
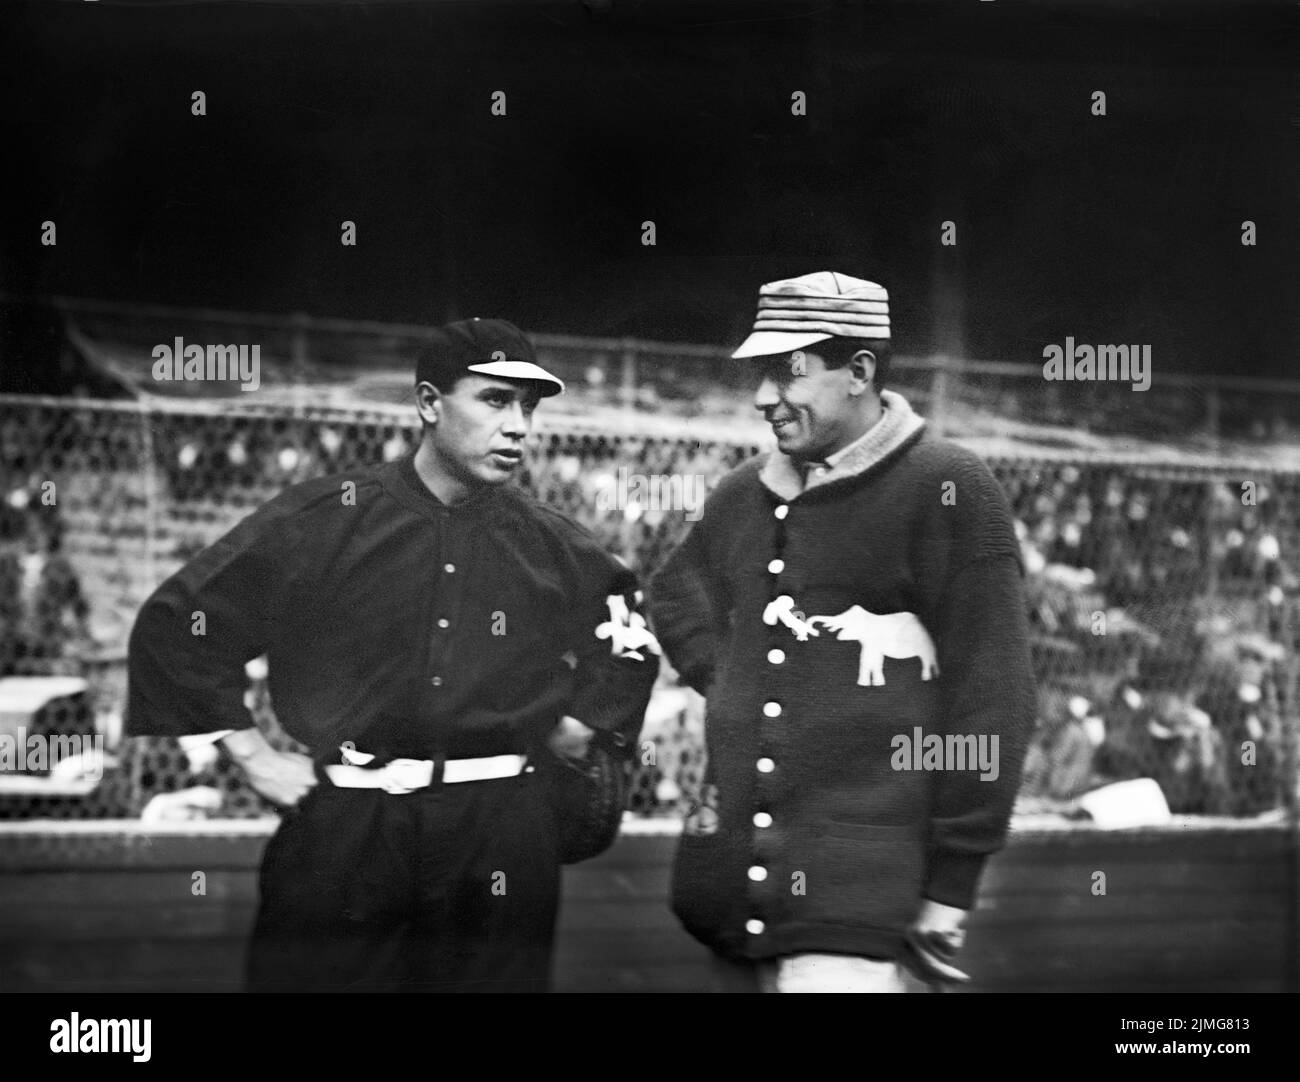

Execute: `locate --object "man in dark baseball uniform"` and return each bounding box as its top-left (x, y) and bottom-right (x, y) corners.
top-left (127, 318), bottom-right (658, 992)
top-left (649, 272), bottom-right (1035, 992)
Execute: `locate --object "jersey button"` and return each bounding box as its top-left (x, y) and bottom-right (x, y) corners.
top-left (444, 563), bottom-right (456, 574)
top-left (753, 811), bottom-right (773, 829)
top-left (747, 865), bottom-right (768, 882)
top-left (767, 558), bottom-right (785, 574)
top-left (437, 618), bottom-right (450, 629)
top-left (763, 702), bottom-right (781, 718)
top-left (774, 505), bottom-right (789, 520)
top-left (429, 676), bottom-right (443, 687)
top-left (746, 919), bottom-right (766, 935)
top-left (767, 648), bottom-right (785, 665)
top-left (756, 757), bottom-right (775, 774)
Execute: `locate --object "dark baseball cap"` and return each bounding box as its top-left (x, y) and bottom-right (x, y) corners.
top-left (415, 318), bottom-right (566, 397)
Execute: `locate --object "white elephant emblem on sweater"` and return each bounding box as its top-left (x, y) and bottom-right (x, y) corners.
top-left (804, 606), bottom-right (940, 687)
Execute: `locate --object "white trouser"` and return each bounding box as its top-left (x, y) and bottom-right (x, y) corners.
top-left (760, 953), bottom-right (924, 993)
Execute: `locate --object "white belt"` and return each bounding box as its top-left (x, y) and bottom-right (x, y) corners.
top-left (324, 754), bottom-right (530, 794)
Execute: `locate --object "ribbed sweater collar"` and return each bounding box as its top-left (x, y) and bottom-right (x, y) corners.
top-left (758, 389), bottom-right (927, 500)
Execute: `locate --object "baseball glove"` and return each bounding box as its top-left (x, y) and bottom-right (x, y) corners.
top-left (537, 731), bottom-right (632, 864)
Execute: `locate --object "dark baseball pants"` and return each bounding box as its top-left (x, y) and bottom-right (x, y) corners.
top-left (246, 771), bottom-right (561, 992)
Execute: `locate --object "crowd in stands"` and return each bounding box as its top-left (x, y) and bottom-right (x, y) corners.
top-left (1, 399), bottom-right (1297, 820)
top-left (1001, 462), bottom-right (1297, 816)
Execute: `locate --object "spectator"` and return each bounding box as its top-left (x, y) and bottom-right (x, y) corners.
top-left (1019, 688), bottom-right (1098, 807)
top-left (0, 502), bottom-right (92, 677)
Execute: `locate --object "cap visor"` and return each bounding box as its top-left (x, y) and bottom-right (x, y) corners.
top-left (730, 330), bottom-right (832, 359)
top-left (466, 359), bottom-right (566, 396)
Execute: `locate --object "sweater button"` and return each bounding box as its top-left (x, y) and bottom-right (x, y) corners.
top-left (767, 558), bottom-right (785, 574)
top-left (774, 505), bottom-right (789, 520)
top-left (756, 757), bottom-right (775, 774)
top-left (762, 702), bottom-right (781, 718)
top-left (767, 649), bottom-right (785, 665)
top-left (746, 919), bottom-right (766, 935)
top-left (753, 811), bottom-right (773, 828)
top-left (747, 865), bottom-right (768, 882)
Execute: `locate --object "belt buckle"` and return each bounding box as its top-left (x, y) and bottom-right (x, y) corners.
top-left (381, 758), bottom-right (432, 795)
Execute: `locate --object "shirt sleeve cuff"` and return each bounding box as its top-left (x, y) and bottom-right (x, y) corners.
top-left (923, 850), bottom-right (989, 910)
top-left (177, 730), bottom-right (237, 752)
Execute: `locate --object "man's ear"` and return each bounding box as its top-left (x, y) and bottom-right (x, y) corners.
top-left (415, 380), bottom-right (442, 426)
top-left (848, 350), bottom-right (877, 396)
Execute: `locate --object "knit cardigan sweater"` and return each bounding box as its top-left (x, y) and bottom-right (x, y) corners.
top-left (649, 391), bottom-right (1036, 962)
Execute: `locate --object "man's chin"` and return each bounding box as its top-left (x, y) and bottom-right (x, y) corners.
top-left (478, 461), bottom-right (520, 484)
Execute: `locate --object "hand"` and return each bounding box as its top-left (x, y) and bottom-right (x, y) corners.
top-left (547, 715), bottom-right (596, 761)
top-left (240, 748), bottom-right (317, 808)
top-left (222, 730), bottom-right (317, 808)
top-left (902, 899), bottom-right (971, 984)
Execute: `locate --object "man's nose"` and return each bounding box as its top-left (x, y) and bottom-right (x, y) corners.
top-left (502, 401), bottom-right (529, 437)
top-left (754, 376), bottom-right (780, 412)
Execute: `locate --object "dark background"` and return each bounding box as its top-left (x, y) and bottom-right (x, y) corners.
top-left (2, 0), bottom-right (1296, 376)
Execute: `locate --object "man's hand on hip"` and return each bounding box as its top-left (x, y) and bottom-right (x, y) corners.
top-left (547, 715), bottom-right (596, 760)
top-left (221, 729), bottom-right (317, 808)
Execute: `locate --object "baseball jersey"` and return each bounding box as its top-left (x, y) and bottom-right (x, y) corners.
top-left (127, 454), bottom-right (658, 761)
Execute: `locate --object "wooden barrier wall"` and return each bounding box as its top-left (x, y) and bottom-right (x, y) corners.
top-left (0, 820), bottom-right (1293, 993)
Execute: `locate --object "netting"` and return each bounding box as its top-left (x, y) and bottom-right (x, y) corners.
top-left (2, 395), bottom-right (1297, 821)
top-left (51, 302), bottom-right (1300, 457)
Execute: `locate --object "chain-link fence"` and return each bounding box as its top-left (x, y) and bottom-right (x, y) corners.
top-left (2, 394), bottom-right (1298, 824)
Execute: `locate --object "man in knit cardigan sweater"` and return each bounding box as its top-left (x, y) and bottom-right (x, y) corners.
top-left (649, 272), bottom-right (1036, 992)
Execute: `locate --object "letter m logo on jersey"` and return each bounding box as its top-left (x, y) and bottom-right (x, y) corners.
top-left (596, 591), bottom-right (662, 662)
